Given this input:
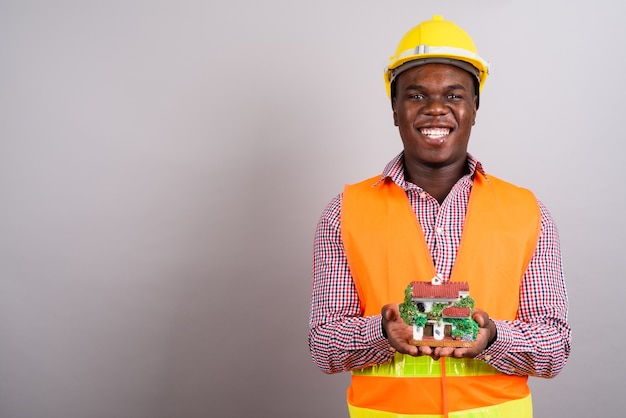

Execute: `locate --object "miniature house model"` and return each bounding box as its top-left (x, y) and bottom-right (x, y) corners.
top-left (407, 276), bottom-right (476, 346)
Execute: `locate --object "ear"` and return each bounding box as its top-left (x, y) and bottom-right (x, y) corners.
top-left (392, 98), bottom-right (399, 126)
top-left (471, 96), bottom-right (477, 126)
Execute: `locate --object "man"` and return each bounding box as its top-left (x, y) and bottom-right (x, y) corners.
top-left (308, 15), bottom-right (571, 418)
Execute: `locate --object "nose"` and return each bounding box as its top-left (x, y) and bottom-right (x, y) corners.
top-left (422, 97), bottom-right (448, 116)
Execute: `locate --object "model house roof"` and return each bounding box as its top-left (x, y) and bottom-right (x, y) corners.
top-left (411, 281), bottom-right (469, 299)
top-left (442, 307), bottom-right (471, 318)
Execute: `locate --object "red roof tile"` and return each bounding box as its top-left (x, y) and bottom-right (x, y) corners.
top-left (442, 307), bottom-right (471, 318)
top-left (411, 281), bottom-right (469, 299)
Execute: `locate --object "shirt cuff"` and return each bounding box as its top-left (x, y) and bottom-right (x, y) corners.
top-left (368, 314), bottom-right (389, 342)
top-left (476, 320), bottom-right (513, 363)
top-left (368, 314), bottom-right (395, 360)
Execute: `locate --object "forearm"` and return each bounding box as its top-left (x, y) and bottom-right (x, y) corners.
top-left (308, 314), bottom-right (394, 374)
top-left (478, 316), bottom-right (571, 377)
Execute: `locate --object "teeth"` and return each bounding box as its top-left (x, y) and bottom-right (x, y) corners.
top-left (420, 128), bottom-right (450, 138)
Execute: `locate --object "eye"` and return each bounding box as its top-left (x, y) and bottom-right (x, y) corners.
top-left (447, 93), bottom-right (461, 100)
top-left (408, 93), bottom-right (425, 100)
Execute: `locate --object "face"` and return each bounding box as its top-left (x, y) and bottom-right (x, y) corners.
top-left (392, 63), bottom-right (477, 170)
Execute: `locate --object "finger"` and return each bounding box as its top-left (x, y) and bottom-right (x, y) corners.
top-left (438, 347), bottom-right (455, 357)
top-left (418, 345), bottom-right (433, 356)
top-left (390, 339), bottom-right (418, 356)
top-left (452, 347), bottom-right (468, 358)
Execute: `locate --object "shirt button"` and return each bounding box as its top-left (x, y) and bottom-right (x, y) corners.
top-left (484, 355), bottom-right (492, 361)
top-left (436, 227), bottom-right (444, 234)
top-left (419, 192), bottom-right (427, 199)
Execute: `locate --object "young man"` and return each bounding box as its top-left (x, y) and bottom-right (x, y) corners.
top-left (309, 15), bottom-right (571, 418)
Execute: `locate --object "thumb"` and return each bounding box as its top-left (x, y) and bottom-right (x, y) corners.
top-left (381, 304), bottom-right (399, 321)
top-left (472, 308), bottom-right (490, 327)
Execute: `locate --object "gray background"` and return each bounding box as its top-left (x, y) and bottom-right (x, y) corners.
top-left (0, 0), bottom-right (623, 417)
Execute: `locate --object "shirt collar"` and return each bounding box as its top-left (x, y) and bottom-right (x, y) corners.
top-left (372, 151), bottom-right (487, 189)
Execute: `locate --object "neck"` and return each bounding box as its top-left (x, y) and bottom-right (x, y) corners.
top-left (404, 159), bottom-right (469, 204)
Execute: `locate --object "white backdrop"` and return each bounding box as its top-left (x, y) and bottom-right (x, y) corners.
top-left (1, 1), bottom-right (624, 417)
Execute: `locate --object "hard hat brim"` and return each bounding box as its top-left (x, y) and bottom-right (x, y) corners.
top-left (389, 58), bottom-right (481, 86)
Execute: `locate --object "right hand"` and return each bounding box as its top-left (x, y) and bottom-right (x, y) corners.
top-left (381, 304), bottom-right (419, 356)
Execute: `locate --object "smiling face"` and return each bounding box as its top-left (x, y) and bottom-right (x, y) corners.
top-left (392, 63), bottom-right (478, 172)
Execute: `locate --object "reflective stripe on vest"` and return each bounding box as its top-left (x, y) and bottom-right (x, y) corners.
top-left (341, 171), bottom-right (541, 418)
top-left (352, 353), bottom-right (501, 378)
top-left (348, 394), bottom-right (533, 418)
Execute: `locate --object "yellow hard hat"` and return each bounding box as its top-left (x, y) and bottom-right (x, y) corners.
top-left (384, 15), bottom-right (490, 99)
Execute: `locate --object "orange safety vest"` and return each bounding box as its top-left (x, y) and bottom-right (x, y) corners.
top-left (341, 171), bottom-right (541, 418)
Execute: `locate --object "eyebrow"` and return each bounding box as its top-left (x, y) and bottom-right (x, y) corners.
top-left (446, 84), bottom-right (468, 91)
top-left (402, 83), bottom-right (468, 92)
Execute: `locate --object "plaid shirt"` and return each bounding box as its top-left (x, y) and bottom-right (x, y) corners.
top-left (309, 152), bottom-right (571, 376)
